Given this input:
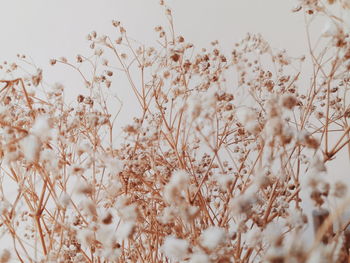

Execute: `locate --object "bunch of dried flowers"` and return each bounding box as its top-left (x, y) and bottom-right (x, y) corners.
top-left (0, 1), bottom-right (349, 262)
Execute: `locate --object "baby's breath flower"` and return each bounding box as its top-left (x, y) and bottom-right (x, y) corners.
top-left (162, 236), bottom-right (189, 261)
top-left (189, 253), bottom-right (211, 263)
top-left (200, 226), bottom-right (226, 250)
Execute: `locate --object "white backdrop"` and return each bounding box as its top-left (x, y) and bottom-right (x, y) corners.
top-left (0, 0), bottom-right (306, 68)
top-left (0, 0), bottom-right (349, 245)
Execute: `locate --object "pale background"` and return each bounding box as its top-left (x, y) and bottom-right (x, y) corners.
top-left (0, 0), bottom-right (306, 79)
top-left (0, 0), bottom-right (349, 243)
top-left (0, 1), bottom-right (305, 59)
top-left (0, 0), bottom-right (311, 134)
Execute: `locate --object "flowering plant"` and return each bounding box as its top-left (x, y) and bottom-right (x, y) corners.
top-left (0, 1), bottom-right (349, 262)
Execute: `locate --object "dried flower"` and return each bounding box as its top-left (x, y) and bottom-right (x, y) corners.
top-left (0, 249), bottom-right (10, 263)
top-left (200, 226), bottom-right (226, 250)
top-left (162, 236), bottom-right (189, 261)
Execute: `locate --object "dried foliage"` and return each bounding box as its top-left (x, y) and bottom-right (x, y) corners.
top-left (0, 1), bottom-right (349, 262)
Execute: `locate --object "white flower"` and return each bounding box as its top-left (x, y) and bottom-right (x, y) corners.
top-left (31, 115), bottom-right (51, 139)
top-left (264, 222), bottom-right (282, 245)
top-left (81, 199), bottom-right (97, 218)
top-left (200, 226), bottom-right (226, 250)
top-left (77, 228), bottom-right (94, 248)
top-left (118, 221), bottom-right (135, 241)
top-left (265, 246), bottom-right (285, 263)
top-left (58, 192), bottom-right (70, 209)
top-left (164, 170), bottom-right (189, 203)
top-left (162, 236), bottom-right (189, 261)
top-left (100, 155), bottom-right (122, 174)
top-left (263, 117), bottom-right (283, 137)
top-left (306, 244), bottom-right (335, 263)
top-left (169, 170), bottom-right (189, 187)
top-left (105, 179), bottom-right (122, 199)
top-left (236, 107), bottom-right (260, 134)
top-left (40, 148), bottom-right (56, 162)
top-left (322, 21), bottom-right (340, 38)
top-left (20, 135), bottom-right (41, 162)
top-left (245, 225), bottom-right (262, 247)
top-left (189, 253), bottom-right (211, 263)
top-left (115, 196), bottom-right (138, 222)
top-left (0, 105), bottom-right (8, 115)
top-left (99, 246), bottom-right (121, 262)
top-left (309, 156), bottom-right (327, 174)
top-left (75, 180), bottom-right (93, 195)
top-left (229, 190), bottom-right (257, 216)
top-left (215, 173), bottom-right (233, 191)
top-left (158, 206), bottom-right (175, 224)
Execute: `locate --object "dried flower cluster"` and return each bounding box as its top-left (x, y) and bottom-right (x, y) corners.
top-left (0, 1), bottom-right (349, 262)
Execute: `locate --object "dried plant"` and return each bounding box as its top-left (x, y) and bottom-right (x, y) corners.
top-left (0, 1), bottom-right (349, 262)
